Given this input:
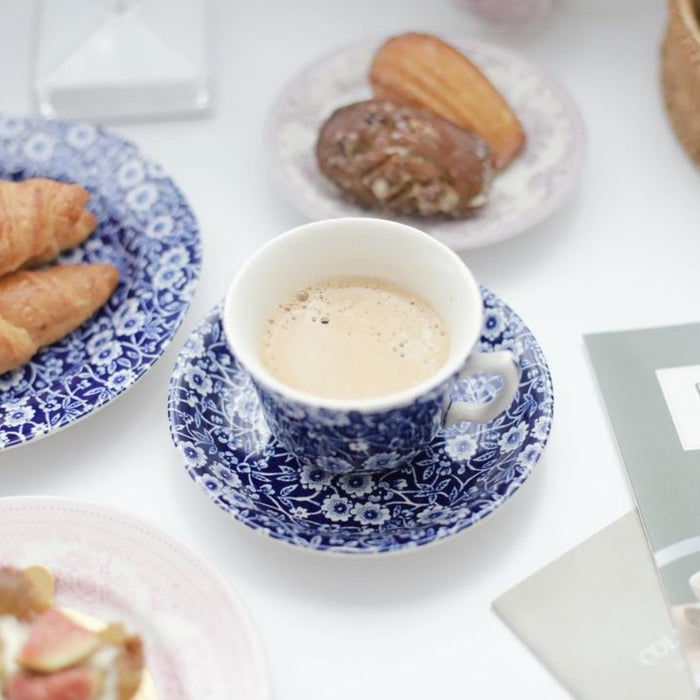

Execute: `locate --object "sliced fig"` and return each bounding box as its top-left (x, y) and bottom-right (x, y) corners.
top-left (5, 667), bottom-right (104, 700)
top-left (18, 609), bottom-right (100, 673)
top-left (116, 634), bottom-right (144, 700)
top-left (0, 567), bottom-right (52, 621)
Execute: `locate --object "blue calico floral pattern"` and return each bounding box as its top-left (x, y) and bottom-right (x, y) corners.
top-left (168, 288), bottom-right (554, 554)
top-left (254, 380), bottom-right (448, 474)
top-left (0, 116), bottom-right (201, 450)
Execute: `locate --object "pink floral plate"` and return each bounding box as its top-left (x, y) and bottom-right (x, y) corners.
top-left (453, 0), bottom-right (562, 26)
top-left (0, 496), bottom-right (270, 700)
top-left (266, 37), bottom-right (585, 250)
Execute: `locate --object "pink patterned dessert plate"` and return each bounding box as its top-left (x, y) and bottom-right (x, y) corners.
top-left (266, 37), bottom-right (585, 250)
top-left (0, 496), bottom-right (270, 700)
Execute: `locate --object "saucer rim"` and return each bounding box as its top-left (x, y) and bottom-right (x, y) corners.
top-left (168, 288), bottom-right (554, 556)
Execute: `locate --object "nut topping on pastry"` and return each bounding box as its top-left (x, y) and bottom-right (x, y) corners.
top-left (316, 99), bottom-right (492, 218)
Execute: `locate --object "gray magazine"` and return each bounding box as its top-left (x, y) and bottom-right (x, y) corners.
top-left (586, 323), bottom-right (700, 687)
top-left (493, 511), bottom-right (696, 699)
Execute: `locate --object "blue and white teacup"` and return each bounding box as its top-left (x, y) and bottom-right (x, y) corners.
top-left (223, 218), bottom-right (519, 474)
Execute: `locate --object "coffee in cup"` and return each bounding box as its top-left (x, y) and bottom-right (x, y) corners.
top-left (260, 275), bottom-right (449, 400)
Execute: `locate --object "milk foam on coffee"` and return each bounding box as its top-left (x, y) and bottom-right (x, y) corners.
top-left (260, 276), bottom-right (449, 400)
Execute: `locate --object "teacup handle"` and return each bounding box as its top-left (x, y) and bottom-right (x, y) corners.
top-left (444, 351), bottom-right (520, 426)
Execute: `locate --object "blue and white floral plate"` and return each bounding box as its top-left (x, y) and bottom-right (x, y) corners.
top-left (168, 289), bottom-right (553, 555)
top-left (0, 116), bottom-right (201, 450)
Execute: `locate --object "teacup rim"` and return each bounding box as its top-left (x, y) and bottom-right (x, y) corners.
top-left (223, 217), bottom-right (483, 413)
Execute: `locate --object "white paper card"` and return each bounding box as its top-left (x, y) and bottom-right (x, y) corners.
top-left (493, 511), bottom-right (696, 700)
top-left (656, 365), bottom-right (700, 451)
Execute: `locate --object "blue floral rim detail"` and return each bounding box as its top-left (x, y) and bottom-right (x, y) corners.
top-left (0, 115), bottom-right (201, 450)
top-left (168, 288), bottom-right (554, 554)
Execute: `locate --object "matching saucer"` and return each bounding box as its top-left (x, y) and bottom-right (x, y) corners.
top-left (168, 287), bottom-right (553, 555)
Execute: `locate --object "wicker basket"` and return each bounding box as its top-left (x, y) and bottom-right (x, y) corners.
top-left (662, 0), bottom-right (700, 164)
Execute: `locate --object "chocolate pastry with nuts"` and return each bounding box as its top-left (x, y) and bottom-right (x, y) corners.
top-left (316, 99), bottom-right (492, 218)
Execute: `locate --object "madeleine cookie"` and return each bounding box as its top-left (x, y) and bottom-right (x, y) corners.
top-left (370, 33), bottom-right (525, 170)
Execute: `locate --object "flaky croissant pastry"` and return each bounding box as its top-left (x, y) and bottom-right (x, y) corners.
top-left (0, 178), bottom-right (97, 278)
top-left (0, 263), bottom-right (119, 373)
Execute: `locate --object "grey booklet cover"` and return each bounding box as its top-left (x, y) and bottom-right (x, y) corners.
top-left (494, 511), bottom-right (696, 699)
top-left (586, 322), bottom-right (700, 688)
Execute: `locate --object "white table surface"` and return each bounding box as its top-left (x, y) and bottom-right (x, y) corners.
top-left (0, 0), bottom-right (696, 698)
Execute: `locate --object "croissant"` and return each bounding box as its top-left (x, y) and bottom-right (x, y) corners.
top-left (0, 263), bottom-right (119, 373)
top-left (0, 178), bottom-right (97, 278)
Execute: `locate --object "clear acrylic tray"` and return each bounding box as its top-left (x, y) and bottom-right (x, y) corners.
top-left (34, 0), bottom-right (212, 122)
